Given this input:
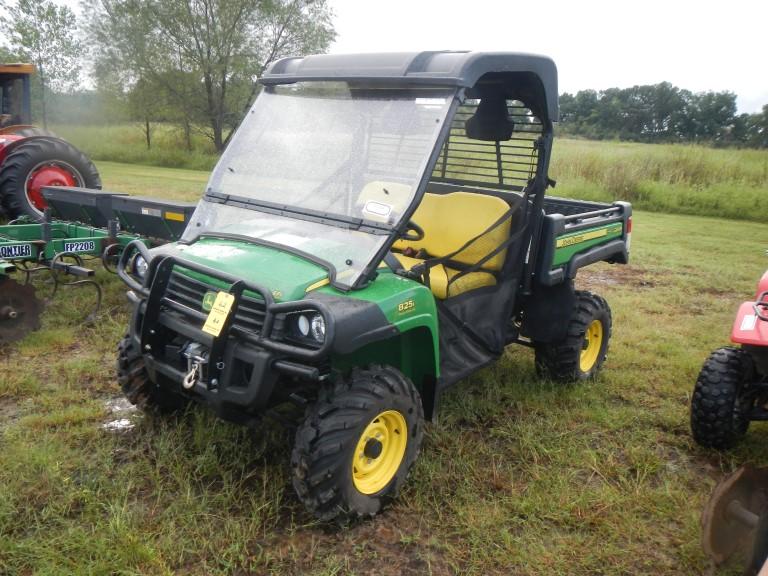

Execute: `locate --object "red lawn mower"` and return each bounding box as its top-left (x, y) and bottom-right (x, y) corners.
top-left (691, 269), bottom-right (768, 449)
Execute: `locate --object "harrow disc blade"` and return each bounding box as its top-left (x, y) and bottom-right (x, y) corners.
top-left (702, 465), bottom-right (768, 565)
top-left (0, 277), bottom-right (42, 345)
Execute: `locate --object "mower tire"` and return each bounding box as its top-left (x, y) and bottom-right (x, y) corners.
top-left (117, 334), bottom-right (188, 414)
top-left (535, 290), bottom-right (612, 382)
top-left (292, 365), bottom-right (424, 521)
top-left (691, 347), bottom-right (753, 449)
top-left (0, 137), bottom-right (101, 219)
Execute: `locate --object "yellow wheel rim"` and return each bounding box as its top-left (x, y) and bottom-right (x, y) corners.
top-left (351, 410), bottom-right (408, 495)
top-left (580, 319), bottom-right (603, 373)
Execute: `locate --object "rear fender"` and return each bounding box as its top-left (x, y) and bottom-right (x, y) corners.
top-left (0, 134), bottom-right (24, 165)
top-left (731, 301), bottom-right (768, 346)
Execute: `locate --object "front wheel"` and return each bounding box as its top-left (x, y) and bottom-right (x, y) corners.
top-left (690, 347), bottom-right (753, 449)
top-left (117, 334), bottom-right (188, 414)
top-left (534, 290), bottom-right (612, 381)
top-left (291, 365), bottom-right (424, 521)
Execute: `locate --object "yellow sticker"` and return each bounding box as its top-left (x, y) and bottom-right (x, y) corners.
top-left (397, 299), bottom-right (416, 314)
top-left (555, 224), bottom-right (622, 249)
top-left (201, 291), bottom-right (235, 337)
top-left (164, 211), bottom-right (186, 222)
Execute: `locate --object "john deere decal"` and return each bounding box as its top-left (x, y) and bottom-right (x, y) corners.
top-left (202, 291), bottom-right (217, 312)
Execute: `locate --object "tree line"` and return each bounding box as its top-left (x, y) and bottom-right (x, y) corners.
top-left (1, 0), bottom-right (335, 151)
top-left (559, 83), bottom-right (768, 148)
top-left (1, 1), bottom-right (766, 151)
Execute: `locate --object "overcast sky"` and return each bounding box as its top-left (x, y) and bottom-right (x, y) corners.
top-left (329, 0), bottom-right (768, 113)
top-left (41, 0), bottom-right (768, 113)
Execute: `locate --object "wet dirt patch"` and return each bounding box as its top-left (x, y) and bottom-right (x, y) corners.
top-left (0, 397), bottom-right (22, 429)
top-left (102, 396), bottom-right (138, 432)
top-left (264, 510), bottom-right (454, 576)
top-left (577, 264), bottom-right (657, 291)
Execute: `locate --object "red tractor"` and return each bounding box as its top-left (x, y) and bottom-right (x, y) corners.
top-left (691, 269), bottom-right (768, 448)
top-left (0, 63), bottom-right (100, 219)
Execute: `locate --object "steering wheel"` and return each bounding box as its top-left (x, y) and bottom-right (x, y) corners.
top-left (400, 220), bottom-right (424, 242)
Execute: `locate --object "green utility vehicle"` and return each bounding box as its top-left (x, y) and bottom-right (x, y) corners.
top-left (116, 51), bottom-right (632, 520)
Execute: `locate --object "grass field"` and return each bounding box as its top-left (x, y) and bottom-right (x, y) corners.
top-left (1, 161), bottom-right (767, 574)
top-left (52, 124), bottom-right (768, 222)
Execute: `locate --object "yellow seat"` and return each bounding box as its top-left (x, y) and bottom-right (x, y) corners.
top-left (392, 191), bottom-right (513, 299)
top-left (393, 254), bottom-right (496, 299)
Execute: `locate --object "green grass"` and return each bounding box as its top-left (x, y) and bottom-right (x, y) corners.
top-left (95, 161), bottom-right (210, 201)
top-left (550, 139), bottom-right (768, 222)
top-left (51, 123), bottom-right (219, 172)
top-left (50, 123), bottom-right (768, 222)
top-left (1, 163), bottom-right (767, 574)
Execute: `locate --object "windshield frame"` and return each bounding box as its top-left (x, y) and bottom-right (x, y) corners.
top-left (192, 81), bottom-right (461, 291)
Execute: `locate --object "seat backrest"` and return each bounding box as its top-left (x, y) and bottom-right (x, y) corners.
top-left (394, 191), bottom-right (512, 270)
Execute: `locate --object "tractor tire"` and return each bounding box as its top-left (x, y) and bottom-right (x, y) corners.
top-left (291, 365), bottom-right (424, 521)
top-left (0, 137), bottom-right (101, 220)
top-left (690, 347), bottom-right (753, 449)
top-left (534, 290), bottom-right (612, 382)
top-left (117, 334), bottom-right (188, 414)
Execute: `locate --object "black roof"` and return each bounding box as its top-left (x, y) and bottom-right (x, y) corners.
top-left (260, 51), bottom-right (558, 122)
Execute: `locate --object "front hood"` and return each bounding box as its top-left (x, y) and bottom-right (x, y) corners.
top-left (151, 238), bottom-right (329, 301)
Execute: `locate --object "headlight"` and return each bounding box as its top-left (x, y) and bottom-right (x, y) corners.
top-left (133, 254), bottom-right (149, 278)
top-left (297, 314), bottom-right (310, 337)
top-left (310, 314), bottom-right (325, 342)
top-left (291, 312), bottom-right (325, 344)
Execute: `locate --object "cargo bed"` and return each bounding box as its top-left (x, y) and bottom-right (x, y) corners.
top-left (537, 195), bottom-right (632, 286)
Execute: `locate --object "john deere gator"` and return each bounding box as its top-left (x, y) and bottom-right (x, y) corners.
top-left (116, 51), bottom-right (632, 520)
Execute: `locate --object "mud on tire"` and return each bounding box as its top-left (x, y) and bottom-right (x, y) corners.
top-left (117, 334), bottom-right (188, 414)
top-left (291, 365), bottom-right (424, 521)
top-left (690, 347), bottom-right (753, 449)
top-left (535, 290), bottom-right (612, 382)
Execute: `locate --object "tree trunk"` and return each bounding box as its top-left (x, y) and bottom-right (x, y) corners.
top-left (183, 118), bottom-right (192, 151)
top-left (145, 117), bottom-right (151, 149)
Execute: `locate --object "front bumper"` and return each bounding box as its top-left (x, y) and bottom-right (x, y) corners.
top-left (126, 250), bottom-right (333, 420)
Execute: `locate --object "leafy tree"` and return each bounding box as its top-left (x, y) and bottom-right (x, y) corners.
top-left (0, 0), bottom-right (83, 127)
top-left (557, 83), bottom-right (756, 147)
top-left (83, 0), bottom-right (336, 151)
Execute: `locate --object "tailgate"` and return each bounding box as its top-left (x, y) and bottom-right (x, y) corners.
top-left (535, 200), bottom-right (632, 286)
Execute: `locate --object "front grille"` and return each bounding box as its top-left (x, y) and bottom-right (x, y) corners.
top-left (165, 270), bottom-right (266, 335)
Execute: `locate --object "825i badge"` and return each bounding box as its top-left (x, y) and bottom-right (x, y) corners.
top-left (63, 240), bottom-right (96, 253)
top-left (0, 244), bottom-right (32, 258)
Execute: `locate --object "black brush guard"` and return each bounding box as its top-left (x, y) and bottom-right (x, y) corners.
top-left (118, 241), bottom-right (334, 417)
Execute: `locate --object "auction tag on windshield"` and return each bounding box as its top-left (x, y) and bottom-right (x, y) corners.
top-left (202, 292), bottom-right (235, 337)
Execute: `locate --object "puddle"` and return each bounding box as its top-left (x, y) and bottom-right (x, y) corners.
top-left (103, 418), bottom-right (135, 431)
top-left (102, 397), bottom-right (138, 431)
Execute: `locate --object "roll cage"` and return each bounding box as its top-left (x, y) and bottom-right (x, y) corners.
top-left (250, 51), bottom-right (559, 291)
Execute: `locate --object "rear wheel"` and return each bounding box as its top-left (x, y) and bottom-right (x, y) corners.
top-left (291, 365), bottom-right (424, 521)
top-left (117, 334), bottom-right (188, 414)
top-left (0, 138), bottom-right (101, 219)
top-left (690, 347), bottom-right (753, 449)
top-left (534, 290), bottom-right (612, 381)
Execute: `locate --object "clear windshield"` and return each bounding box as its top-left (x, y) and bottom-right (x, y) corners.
top-left (184, 81), bottom-right (455, 289)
